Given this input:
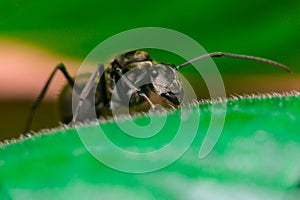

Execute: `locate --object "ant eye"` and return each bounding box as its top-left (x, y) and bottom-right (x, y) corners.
top-left (150, 69), bottom-right (158, 78)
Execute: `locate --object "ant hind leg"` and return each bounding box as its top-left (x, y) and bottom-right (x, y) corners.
top-left (24, 63), bottom-right (74, 133)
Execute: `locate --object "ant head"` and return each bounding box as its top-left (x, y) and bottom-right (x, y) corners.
top-left (149, 63), bottom-right (183, 105)
top-left (114, 50), bottom-right (185, 106)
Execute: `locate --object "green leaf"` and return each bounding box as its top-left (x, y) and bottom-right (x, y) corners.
top-left (1, 93), bottom-right (300, 199)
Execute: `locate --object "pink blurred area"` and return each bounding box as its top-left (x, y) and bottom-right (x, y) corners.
top-left (0, 39), bottom-right (80, 100)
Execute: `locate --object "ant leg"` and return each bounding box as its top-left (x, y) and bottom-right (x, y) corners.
top-left (115, 68), bottom-right (157, 109)
top-left (138, 92), bottom-right (157, 109)
top-left (72, 64), bottom-right (105, 123)
top-left (24, 63), bottom-right (75, 133)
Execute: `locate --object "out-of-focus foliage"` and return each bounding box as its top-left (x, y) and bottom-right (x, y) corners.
top-left (0, 0), bottom-right (299, 139)
top-left (0, 0), bottom-right (299, 74)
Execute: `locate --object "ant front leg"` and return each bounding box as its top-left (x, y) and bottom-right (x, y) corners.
top-left (24, 63), bottom-right (75, 133)
top-left (72, 64), bottom-right (105, 124)
top-left (137, 92), bottom-right (157, 110)
top-left (114, 68), bottom-right (157, 111)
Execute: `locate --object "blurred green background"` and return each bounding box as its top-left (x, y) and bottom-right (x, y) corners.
top-left (0, 0), bottom-right (299, 139)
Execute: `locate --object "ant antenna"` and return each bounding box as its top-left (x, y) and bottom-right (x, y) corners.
top-left (176, 52), bottom-right (291, 72)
